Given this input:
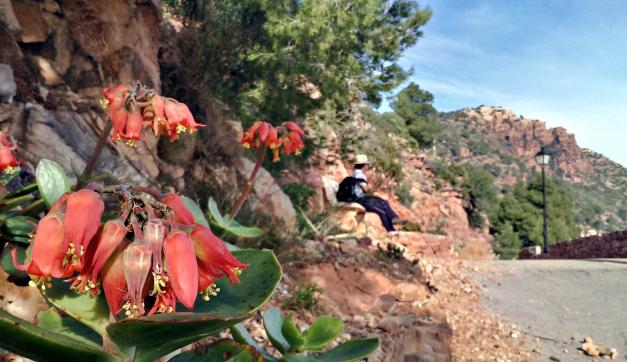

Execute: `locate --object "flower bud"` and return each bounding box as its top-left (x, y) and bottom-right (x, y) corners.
top-left (189, 224), bottom-right (248, 285)
top-left (163, 230), bottom-right (198, 309)
top-left (160, 193), bottom-right (195, 225)
top-left (101, 242), bottom-right (129, 316)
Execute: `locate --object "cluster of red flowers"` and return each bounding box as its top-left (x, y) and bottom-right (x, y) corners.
top-left (14, 189), bottom-right (247, 317)
top-left (0, 131), bottom-right (19, 175)
top-left (101, 82), bottom-right (204, 145)
top-left (241, 121), bottom-right (305, 162)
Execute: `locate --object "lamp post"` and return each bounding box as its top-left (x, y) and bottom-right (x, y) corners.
top-left (535, 147), bottom-right (551, 253)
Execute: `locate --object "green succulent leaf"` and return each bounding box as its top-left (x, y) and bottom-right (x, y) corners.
top-left (0, 244), bottom-right (28, 279)
top-left (169, 339), bottom-right (262, 362)
top-left (207, 197), bottom-right (225, 226)
top-left (43, 279), bottom-right (111, 336)
top-left (211, 219), bottom-right (264, 239)
top-left (36, 310), bottom-right (102, 347)
top-left (182, 195), bottom-right (211, 227)
top-left (281, 314), bottom-right (305, 351)
top-left (231, 323), bottom-right (279, 362)
top-left (283, 338), bottom-right (379, 362)
top-left (302, 316), bottom-right (344, 351)
top-left (261, 308), bottom-right (290, 354)
top-left (0, 194), bottom-right (35, 212)
top-left (3, 215), bottom-right (37, 239)
top-left (3, 182), bottom-right (37, 199)
top-left (0, 309), bottom-right (115, 362)
top-left (108, 249), bottom-right (282, 362)
top-left (36, 159), bottom-right (71, 207)
top-left (0, 167), bottom-right (20, 185)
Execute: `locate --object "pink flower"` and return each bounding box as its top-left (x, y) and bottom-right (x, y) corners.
top-left (101, 242), bottom-right (129, 316)
top-left (13, 213), bottom-right (65, 280)
top-left (62, 189), bottom-right (105, 273)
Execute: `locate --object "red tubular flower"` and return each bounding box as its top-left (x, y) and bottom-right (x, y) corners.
top-left (264, 127), bottom-right (280, 149)
top-left (241, 121), bottom-right (261, 149)
top-left (69, 220), bottom-right (126, 295)
top-left (287, 132), bottom-right (304, 154)
top-left (283, 121), bottom-right (305, 136)
top-left (160, 193), bottom-right (195, 225)
top-left (148, 285), bottom-right (177, 315)
top-left (101, 242), bottom-right (129, 316)
top-left (0, 146), bottom-right (19, 174)
top-left (110, 108), bottom-right (129, 141)
top-left (189, 224), bottom-right (248, 286)
top-left (63, 189), bottom-right (105, 273)
top-left (122, 242), bottom-right (152, 317)
top-left (258, 122), bottom-right (270, 142)
top-left (164, 99), bottom-right (184, 141)
top-left (163, 230), bottom-right (198, 309)
top-left (178, 103), bottom-right (205, 133)
top-left (102, 84), bottom-right (129, 106)
top-left (122, 109), bottom-right (143, 145)
top-left (88, 220), bottom-right (128, 282)
top-left (13, 213), bottom-right (65, 280)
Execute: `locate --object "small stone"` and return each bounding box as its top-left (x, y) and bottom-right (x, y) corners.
top-left (549, 356), bottom-right (560, 362)
top-left (510, 331), bottom-right (519, 339)
top-left (563, 349), bottom-right (568, 353)
top-left (583, 336), bottom-right (593, 344)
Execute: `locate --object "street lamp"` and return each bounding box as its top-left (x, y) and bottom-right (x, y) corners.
top-left (535, 147), bottom-right (551, 253)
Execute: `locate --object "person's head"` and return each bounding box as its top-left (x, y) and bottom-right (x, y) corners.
top-left (354, 163), bottom-right (369, 171)
top-left (354, 154), bottom-right (370, 171)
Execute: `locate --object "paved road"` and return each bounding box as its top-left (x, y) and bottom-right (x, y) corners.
top-left (470, 259), bottom-right (627, 361)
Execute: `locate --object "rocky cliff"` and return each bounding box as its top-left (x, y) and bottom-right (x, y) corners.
top-left (0, 0), bottom-right (296, 227)
top-left (437, 105), bottom-right (627, 232)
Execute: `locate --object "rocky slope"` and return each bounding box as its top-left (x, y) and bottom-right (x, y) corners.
top-left (436, 105), bottom-right (627, 233)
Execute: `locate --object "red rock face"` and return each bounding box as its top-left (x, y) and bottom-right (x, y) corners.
top-left (444, 106), bottom-right (595, 183)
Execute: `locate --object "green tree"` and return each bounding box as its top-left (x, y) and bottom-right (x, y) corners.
top-left (391, 82), bottom-right (440, 147)
top-left (168, 0), bottom-right (432, 122)
top-left (490, 175), bottom-right (580, 258)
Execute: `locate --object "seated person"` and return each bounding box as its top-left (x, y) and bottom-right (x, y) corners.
top-left (336, 154), bottom-right (404, 232)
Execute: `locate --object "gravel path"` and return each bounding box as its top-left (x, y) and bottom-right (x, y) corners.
top-left (470, 259), bottom-right (627, 361)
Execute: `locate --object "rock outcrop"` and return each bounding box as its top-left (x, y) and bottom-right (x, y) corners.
top-left (441, 106), bottom-right (594, 183)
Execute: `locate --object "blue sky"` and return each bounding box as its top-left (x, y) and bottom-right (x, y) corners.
top-left (380, 0), bottom-right (627, 166)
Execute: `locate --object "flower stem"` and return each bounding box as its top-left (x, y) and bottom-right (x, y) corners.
top-left (78, 121), bottom-right (113, 188)
top-left (228, 145), bottom-right (267, 224)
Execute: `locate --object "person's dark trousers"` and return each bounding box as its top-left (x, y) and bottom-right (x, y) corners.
top-left (356, 196), bottom-right (398, 232)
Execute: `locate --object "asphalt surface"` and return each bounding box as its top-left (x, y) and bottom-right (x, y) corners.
top-left (470, 259), bottom-right (627, 361)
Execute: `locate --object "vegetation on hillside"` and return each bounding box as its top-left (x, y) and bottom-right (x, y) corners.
top-left (165, 0), bottom-right (432, 123)
top-left (392, 82), bottom-right (440, 147)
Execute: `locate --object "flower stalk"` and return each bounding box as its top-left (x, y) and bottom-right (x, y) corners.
top-left (228, 144), bottom-right (267, 225)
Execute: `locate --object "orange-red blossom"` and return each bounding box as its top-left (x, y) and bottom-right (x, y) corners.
top-left (241, 121), bottom-right (305, 162)
top-left (14, 189), bottom-right (248, 318)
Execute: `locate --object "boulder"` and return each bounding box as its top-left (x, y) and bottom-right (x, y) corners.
top-left (233, 156), bottom-right (297, 230)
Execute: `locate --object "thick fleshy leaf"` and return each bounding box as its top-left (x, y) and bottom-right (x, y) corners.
top-left (43, 279), bottom-right (110, 336)
top-left (36, 310), bottom-right (102, 347)
top-left (0, 167), bottom-right (20, 185)
top-left (3, 216), bottom-right (37, 240)
top-left (207, 197), bottom-right (225, 226)
top-left (231, 323), bottom-right (279, 362)
top-left (284, 338), bottom-right (380, 362)
top-left (35, 159), bottom-right (71, 207)
top-left (3, 182), bottom-right (37, 199)
top-left (0, 244), bottom-right (28, 279)
top-left (0, 194), bottom-right (35, 212)
top-left (262, 308), bottom-right (290, 354)
top-left (107, 249), bottom-right (282, 362)
top-left (182, 195), bottom-right (210, 227)
top-left (302, 316), bottom-right (344, 351)
top-left (210, 219), bottom-right (264, 239)
top-left (282, 314), bottom-right (305, 351)
top-left (0, 309), bottom-right (115, 362)
top-left (169, 339), bottom-right (261, 362)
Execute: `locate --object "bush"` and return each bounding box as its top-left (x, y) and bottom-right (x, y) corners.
top-left (395, 182), bottom-right (415, 207)
top-left (282, 182), bottom-right (316, 212)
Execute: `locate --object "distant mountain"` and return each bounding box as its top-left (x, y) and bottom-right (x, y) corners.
top-left (435, 106), bottom-right (627, 233)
